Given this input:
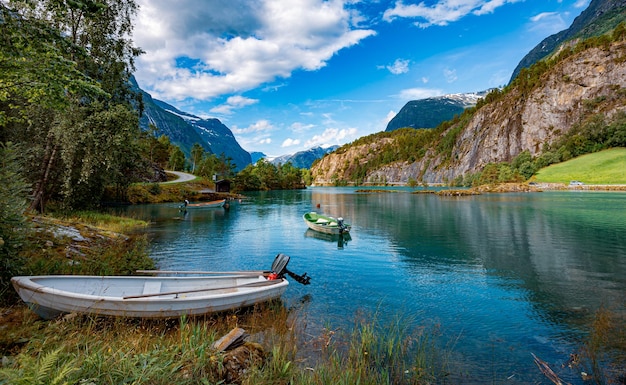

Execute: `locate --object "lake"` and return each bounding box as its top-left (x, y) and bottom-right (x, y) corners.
top-left (113, 187), bottom-right (626, 384)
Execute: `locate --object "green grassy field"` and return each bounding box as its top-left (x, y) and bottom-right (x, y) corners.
top-left (534, 148), bottom-right (626, 184)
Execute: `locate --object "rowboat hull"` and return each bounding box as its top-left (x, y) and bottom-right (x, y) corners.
top-left (12, 275), bottom-right (288, 319)
top-left (303, 212), bottom-right (351, 235)
top-left (184, 199), bottom-right (226, 208)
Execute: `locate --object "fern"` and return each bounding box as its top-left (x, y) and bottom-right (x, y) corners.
top-left (0, 348), bottom-right (78, 385)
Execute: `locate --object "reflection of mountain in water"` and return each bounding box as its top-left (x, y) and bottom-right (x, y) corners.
top-left (342, 191), bottom-right (626, 326)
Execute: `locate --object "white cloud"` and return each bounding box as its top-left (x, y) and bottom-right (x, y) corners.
top-left (231, 119), bottom-right (274, 134)
top-left (290, 122), bottom-right (316, 132)
top-left (383, 58), bottom-right (410, 74)
top-left (396, 88), bottom-right (443, 100)
top-left (383, 0), bottom-right (522, 28)
top-left (530, 12), bottom-right (557, 22)
top-left (210, 95), bottom-right (259, 114)
top-left (134, 0), bottom-right (376, 102)
top-left (527, 11), bottom-right (568, 35)
top-left (574, 0), bottom-right (590, 8)
top-left (443, 68), bottom-right (457, 83)
top-left (304, 127), bottom-right (358, 148)
top-left (281, 138), bottom-right (301, 147)
top-left (385, 110), bottom-right (397, 125)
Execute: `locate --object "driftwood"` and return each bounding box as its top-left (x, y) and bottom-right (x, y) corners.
top-left (532, 353), bottom-right (571, 385)
top-left (213, 327), bottom-right (249, 352)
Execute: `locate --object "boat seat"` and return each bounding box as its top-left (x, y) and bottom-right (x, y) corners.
top-left (316, 218), bottom-right (329, 224)
top-left (143, 281), bottom-right (162, 295)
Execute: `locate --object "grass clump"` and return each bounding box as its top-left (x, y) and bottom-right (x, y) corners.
top-left (51, 210), bottom-right (149, 234)
top-left (288, 312), bottom-right (447, 385)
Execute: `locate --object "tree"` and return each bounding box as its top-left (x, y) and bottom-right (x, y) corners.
top-left (1, 1), bottom-right (143, 211)
top-left (190, 143), bottom-right (204, 173)
top-left (56, 103), bottom-right (141, 208)
top-left (168, 147), bottom-right (185, 171)
top-left (0, 142), bottom-right (31, 297)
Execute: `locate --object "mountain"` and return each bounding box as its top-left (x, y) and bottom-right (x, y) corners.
top-left (134, 78), bottom-right (251, 171)
top-left (270, 146), bottom-right (340, 169)
top-left (311, 35), bottom-right (626, 185)
top-left (385, 93), bottom-right (483, 132)
top-left (250, 152), bottom-right (266, 163)
top-left (510, 0), bottom-right (626, 82)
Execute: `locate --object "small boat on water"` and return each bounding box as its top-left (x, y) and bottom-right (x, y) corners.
top-left (11, 254), bottom-right (307, 320)
top-left (181, 199), bottom-right (226, 209)
top-left (303, 212), bottom-right (351, 235)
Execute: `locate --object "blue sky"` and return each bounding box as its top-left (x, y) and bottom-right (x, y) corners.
top-left (133, 0), bottom-right (590, 158)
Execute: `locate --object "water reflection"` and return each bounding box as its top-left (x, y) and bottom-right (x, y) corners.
top-left (303, 229), bottom-right (351, 249)
top-left (113, 189), bottom-right (626, 384)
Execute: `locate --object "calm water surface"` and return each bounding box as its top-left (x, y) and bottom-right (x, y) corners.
top-left (114, 188), bottom-right (626, 384)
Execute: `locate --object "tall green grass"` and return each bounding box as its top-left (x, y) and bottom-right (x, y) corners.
top-left (0, 306), bottom-right (448, 385)
top-left (534, 148), bottom-right (626, 184)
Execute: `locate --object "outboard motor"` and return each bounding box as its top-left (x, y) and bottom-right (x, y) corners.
top-left (337, 217), bottom-right (345, 233)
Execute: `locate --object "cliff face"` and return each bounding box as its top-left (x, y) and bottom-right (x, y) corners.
top-left (312, 41), bottom-right (626, 184)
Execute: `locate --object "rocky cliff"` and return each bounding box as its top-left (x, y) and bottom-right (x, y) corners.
top-left (312, 40), bottom-right (626, 185)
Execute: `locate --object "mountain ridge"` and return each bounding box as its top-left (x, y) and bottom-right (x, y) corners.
top-left (385, 92), bottom-right (484, 132)
top-left (134, 79), bottom-right (252, 171)
top-left (311, 38), bottom-right (626, 185)
top-left (510, 0), bottom-right (626, 82)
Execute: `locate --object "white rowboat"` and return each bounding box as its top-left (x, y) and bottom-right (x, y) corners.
top-left (12, 274), bottom-right (288, 320)
top-left (12, 254), bottom-right (297, 320)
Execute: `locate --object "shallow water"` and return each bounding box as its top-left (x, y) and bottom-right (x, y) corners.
top-left (113, 188), bottom-right (626, 383)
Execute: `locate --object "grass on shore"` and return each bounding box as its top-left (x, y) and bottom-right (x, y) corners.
top-left (534, 147), bottom-right (626, 184)
top-left (50, 210), bottom-right (149, 234)
top-left (0, 304), bottom-right (448, 385)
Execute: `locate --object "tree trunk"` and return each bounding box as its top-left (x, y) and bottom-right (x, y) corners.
top-left (29, 142), bottom-right (57, 214)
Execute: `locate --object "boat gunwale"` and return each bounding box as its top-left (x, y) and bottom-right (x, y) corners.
top-left (11, 275), bottom-right (288, 303)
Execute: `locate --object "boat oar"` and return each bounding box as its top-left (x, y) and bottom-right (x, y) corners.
top-left (123, 279), bottom-right (283, 300)
top-left (137, 269), bottom-right (270, 276)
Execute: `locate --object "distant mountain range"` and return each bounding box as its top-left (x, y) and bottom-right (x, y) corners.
top-left (385, 92), bottom-right (484, 132)
top-left (133, 78), bottom-right (251, 171)
top-left (269, 146), bottom-right (339, 169)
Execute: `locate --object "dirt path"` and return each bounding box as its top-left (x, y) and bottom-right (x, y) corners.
top-left (161, 170), bottom-right (197, 184)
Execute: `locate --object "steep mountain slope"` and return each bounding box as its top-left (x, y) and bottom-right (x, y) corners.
top-left (136, 82), bottom-right (251, 171)
top-left (385, 93), bottom-right (482, 131)
top-left (311, 39), bottom-right (626, 185)
top-left (510, 0), bottom-right (626, 82)
top-left (270, 146), bottom-right (339, 169)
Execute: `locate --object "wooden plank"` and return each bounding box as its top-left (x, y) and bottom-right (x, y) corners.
top-left (213, 327), bottom-right (247, 352)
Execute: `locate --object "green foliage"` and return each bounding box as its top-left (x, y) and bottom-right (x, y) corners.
top-left (0, 142), bottom-right (31, 299)
top-left (138, 125), bottom-right (177, 168)
top-left (0, 348), bottom-right (78, 385)
top-left (168, 147), bottom-right (186, 171)
top-left (190, 142), bottom-right (204, 173)
top-left (55, 103), bottom-right (142, 209)
top-left (234, 160), bottom-right (304, 191)
top-left (0, 4), bottom-right (106, 126)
